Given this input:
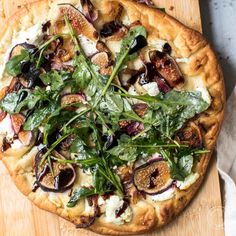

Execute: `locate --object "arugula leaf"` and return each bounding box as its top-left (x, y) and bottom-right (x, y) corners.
top-left (70, 137), bottom-right (97, 160)
top-left (100, 26), bottom-right (147, 98)
top-left (67, 188), bottom-right (96, 208)
top-left (177, 155), bottom-right (193, 176)
top-left (23, 103), bottom-right (57, 131)
top-left (160, 149), bottom-right (186, 181)
top-left (0, 92), bottom-right (20, 114)
top-left (40, 70), bottom-right (64, 91)
top-left (5, 49), bottom-right (29, 76)
top-left (107, 135), bottom-right (138, 161)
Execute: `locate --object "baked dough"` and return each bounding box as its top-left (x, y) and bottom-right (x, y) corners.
top-left (0, 0), bottom-right (225, 235)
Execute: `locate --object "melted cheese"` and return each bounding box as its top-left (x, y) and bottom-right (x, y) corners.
top-left (176, 172), bottom-right (200, 190)
top-left (149, 187), bottom-right (175, 202)
top-left (104, 195), bottom-right (132, 225)
top-left (142, 82), bottom-right (160, 96)
top-left (11, 139), bottom-right (24, 149)
top-left (78, 35), bottom-right (98, 56)
top-left (0, 114), bottom-right (14, 141)
top-left (183, 75), bottom-right (211, 104)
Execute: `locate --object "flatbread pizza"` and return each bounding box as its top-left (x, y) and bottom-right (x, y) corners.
top-left (0, 0), bottom-right (225, 235)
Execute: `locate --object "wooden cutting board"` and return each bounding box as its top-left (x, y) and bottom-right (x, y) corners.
top-left (0, 1), bottom-right (224, 236)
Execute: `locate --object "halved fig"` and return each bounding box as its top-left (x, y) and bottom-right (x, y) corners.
top-left (119, 120), bottom-right (144, 136)
top-left (133, 160), bottom-right (173, 195)
top-left (8, 77), bottom-right (22, 92)
top-left (60, 5), bottom-right (98, 42)
top-left (149, 50), bottom-right (184, 88)
top-left (0, 86), bottom-right (9, 101)
top-left (0, 109), bottom-right (7, 122)
top-left (96, 41), bottom-right (111, 53)
top-left (81, 0), bottom-right (98, 23)
top-left (61, 94), bottom-right (85, 108)
top-left (132, 103), bottom-right (148, 117)
top-left (18, 130), bottom-right (33, 146)
top-left (176, 122), bottom-right (203, 148)
top-left (10, 114), bottom-right (25, 134)
top-left (100, 21), bottom-right (128, 41)
top-left (91, 52), bottom-right (109, 68)
top-left (35, 150), bottom-right (76, 192)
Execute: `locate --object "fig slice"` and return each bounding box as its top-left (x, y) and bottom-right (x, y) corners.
top-left (35, 150), bottom-right (76, 192)
top-left (133, 160), bottom-right (173, 195)
top-left (18, 130), bottom-right (33, 146)
top-left (0, 109), bottom-right (7, 122)
top-left (60, 5), bottom-right (98, 42)
top-left (149, 50), bottom-right (184, 88)
top-left (61, 93), bottom-right (85, 108)
top-left (176, 121), bottom-right (203, 148)
top-left (10, 113), bottom-right (25, 134)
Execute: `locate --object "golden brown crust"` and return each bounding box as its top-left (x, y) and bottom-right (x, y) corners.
top-left (0, 0), bottom-right (225, 235)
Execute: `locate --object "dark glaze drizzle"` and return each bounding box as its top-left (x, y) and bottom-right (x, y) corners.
top-left (129, 35), bottom-right (147, 55)
top-left (115, 201), bottom-right (129, 218)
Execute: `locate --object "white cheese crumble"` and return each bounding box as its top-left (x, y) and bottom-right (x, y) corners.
top-left (149, 187), bottom-right (175, 202)
top-left (78, 35), bottom-right (98, 56)
top-left (176, 172), bottom-right (200, 190)
top-left (148, 38), bottom-right (167, 52)
top-left (104, 195), bottom-right (132, 225)
top-left (142, 82), bottom-right (160, 96)
top-left (175, 57), bottom-right (190, 63)
top-left (12, 23), bottom-right (44, 45)
top-left (11, 139), bottom-right (24, 149)
top-left (0, 114), bottom-right (14, 141)
top-left (196, 86), bottom-right (212, 104)
top-left (183, 75), bottom-right (212, 104)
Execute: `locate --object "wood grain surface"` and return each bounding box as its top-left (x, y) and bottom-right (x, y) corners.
top-left (0, 1), bottom-right (224, 236)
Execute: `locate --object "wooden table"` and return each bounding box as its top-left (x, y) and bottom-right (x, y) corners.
top-left (0, 1), bottom-right (224, 235)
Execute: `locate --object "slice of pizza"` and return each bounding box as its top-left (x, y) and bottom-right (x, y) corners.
top-left (0, 0), bottom-right (225, 235)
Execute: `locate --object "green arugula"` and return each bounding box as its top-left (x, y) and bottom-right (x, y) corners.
top-left (67, 188), bottom-right (96, 208)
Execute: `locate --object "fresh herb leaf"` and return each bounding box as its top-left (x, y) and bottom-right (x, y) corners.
top-left (0, 92), bottom-right (20, 114)
top-left (23, 103), bottom-right (57, 131)
top-left (67, 187), bottom-right (96, 207)
top-left (5, 49), bottom-right (29, 76)
top-left (100, 26), bottom-right (147, 97)
top-left (40, 70), bottom-right (64, 91)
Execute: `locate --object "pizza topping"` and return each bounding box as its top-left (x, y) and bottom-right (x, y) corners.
top-left (133, 160), bottom-right (174, 195)
top-left (80, 0), bottom-right (98, 23)
top-left (162, 42), bottom-right (172, 55)
top-left (18, 130), bottom-right (33, 146)
top-left (35, 149), bottom-right (76, 192)
top-left (9, 43), bottom-right (36, 59)
top-left (149, 50), bottom-right (184, 88)
top-left (0, 2), bottom-right (212, 223)
top-left (60, 93), bottom-right (85, 108)
top-left (176, 172), bottom-right (200, 190)
top-left (10, 113), bottom-right (25, 134)
top-left (129, 35), bottom-right (147, 55)
top-left (60, 5), bottom-right (98, 41)
top-left (103, 195), bottom-right (132, 224)
top-left (149, 186), bottom-right (175, 202)
top-left (100, 21), bottom-right (128, 40)
top-left (176, 122), bottom-right (203, 148)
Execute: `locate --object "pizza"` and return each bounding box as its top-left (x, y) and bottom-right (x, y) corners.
top-left (0, 0), bottom-right (225, 235)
